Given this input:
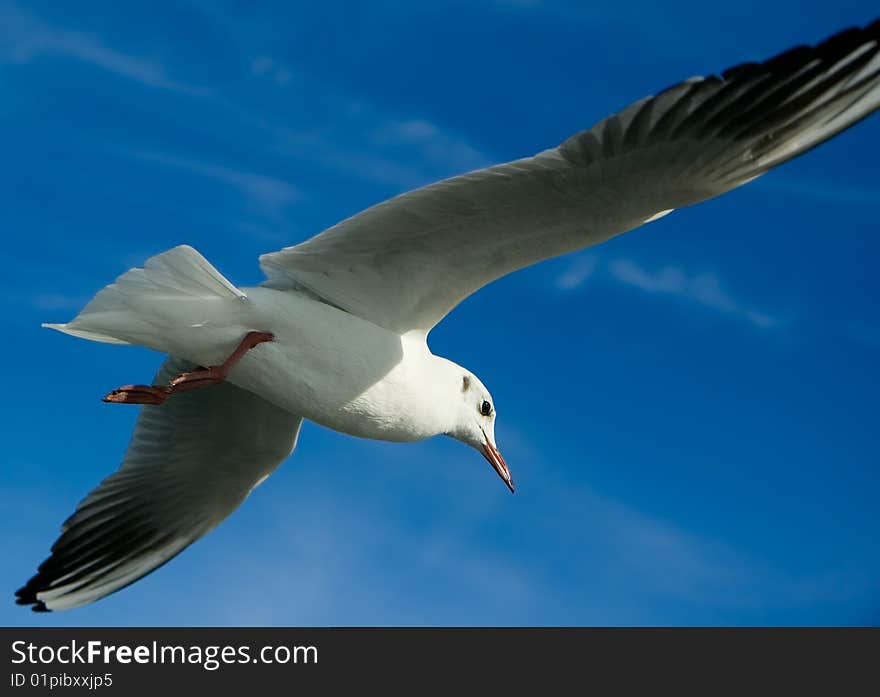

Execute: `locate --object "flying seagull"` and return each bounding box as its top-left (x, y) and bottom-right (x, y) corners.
top-left (17, 20), bottom-right (880, 611)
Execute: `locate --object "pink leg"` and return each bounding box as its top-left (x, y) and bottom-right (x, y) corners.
top-left (103, 331), bottom-right (274, 405)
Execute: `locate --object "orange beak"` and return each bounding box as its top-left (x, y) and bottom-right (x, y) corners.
top-left (482, 438), bottom-right (514, 493)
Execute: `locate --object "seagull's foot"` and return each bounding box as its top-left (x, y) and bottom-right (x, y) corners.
top-left (102, 330), bottom-right (274, 406)
top-left (101, 371), bottom-right (221, 404)
top-left (103, 384), bottom-right (170, 405)
top-left (166, 365), bottom-right (227, 393)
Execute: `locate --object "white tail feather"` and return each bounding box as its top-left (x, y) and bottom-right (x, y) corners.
top-left (45, 245), bottom-right (247, 349)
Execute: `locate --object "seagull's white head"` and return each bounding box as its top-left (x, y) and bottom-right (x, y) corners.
top-left (445, 371), bottom-right (514, 493)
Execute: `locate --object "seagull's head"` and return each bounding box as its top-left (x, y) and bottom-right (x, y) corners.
top-left (446, 372), bottom-right (514, 494)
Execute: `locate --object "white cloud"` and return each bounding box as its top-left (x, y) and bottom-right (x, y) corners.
top-left (0, 3), bottom-right (204, 95)
top-left (200, 487), bottom-right (540, 626)
top-left (253, 69), bottom-right (493, 191)
top-left (744, 310), bottom-right (778, 329)
top-left (4, 4), bottom-right (492, 199)
top-left (0, 291), bottom-right (88, 313)
top-left (555, 255), bottom-right (598, 290)
top-left (369, 118), bottom-right (492, 179)
top-left (382, 119), bottom-right (439, 142)
top-left (271, 111), bottom-right (492, 191)
top-left (557, 256), bottom-right (780, 329)
top-left (205, 466), bottom-right (864, 624)
top-left (127, 151), bottom-right (302, 217)
top-left (1, 3), bottom-right (493, 237)
top-left (608, 258), bottom-right (777, 327)
top-left (30, 293), bottom-right (89, 311)
top-left (610, 259), bottom-right (688, 296)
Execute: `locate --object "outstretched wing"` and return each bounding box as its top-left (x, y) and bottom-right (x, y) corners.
top-left (261, 20), bottom-right (880, 334)
top-left (16, 358), bottom-right (302, 611)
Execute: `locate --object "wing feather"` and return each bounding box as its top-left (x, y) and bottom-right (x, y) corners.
top-left (261, 20), bottom-right (879, 334)
top-left (15, 357), bottom-right (302, 611)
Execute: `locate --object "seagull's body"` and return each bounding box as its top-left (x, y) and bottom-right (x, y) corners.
top-left (17, 20), bottom-right (880, 611)
top-left (91, 281), bottom-right (463, 443)
top-left (228, 289), bottom-right (463, 443)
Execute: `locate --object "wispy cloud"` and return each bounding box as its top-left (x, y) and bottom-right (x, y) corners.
top-left (229, 48), bottom-right (495, 191)
top-left (557, 256), bottom-right (779, 328)
top-left (0, 291), bottom-right (89, 313)
top-left (246, 64), bottom-right (492, 191)
top-left (544, 480), bottom-right (874, 616)
top-left (210, 467), bottom-right (866, 625)
top-left (609, 259), bottom-right (779, 327)
top-left (30, 293), bottom-right (90, 312)
top-left (555, 255), bottom-right (599, 290)
top-left (368, 118), bottom-right (492, 179)
top-left (580, 490), bottom-right (751, 601)
top-left (271, 106), bottom-right (493, 191)
top-left (4, 2), bottom-right (492, 200)
top-left (0, 3), bottom-right (204, 95)
top-left (203, 488), bottom-right (540, 626)
top-left (2, 4), bottom-right (494, 240)
top-left (127, 150), bottom-right (302, 217)
top-left (250, 55), bottom-right (293, 86)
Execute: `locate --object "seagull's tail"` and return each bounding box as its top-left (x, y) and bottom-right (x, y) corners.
top-left (44, 245), bottom-right (248, 353)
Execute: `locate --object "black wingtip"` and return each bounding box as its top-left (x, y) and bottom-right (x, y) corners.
top-left (15, 579), bottom-right (51, 612)
top-left (15, 584), bottom-right (33, 604)
top-left (721, 17), bottom-right (880, 83)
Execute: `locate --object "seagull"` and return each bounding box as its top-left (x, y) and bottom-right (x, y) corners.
top-left (17, 20), bottom-right (880, 611)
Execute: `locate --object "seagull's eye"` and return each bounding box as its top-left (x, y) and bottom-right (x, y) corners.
top-left (480, 400), bottom-right (492, 417)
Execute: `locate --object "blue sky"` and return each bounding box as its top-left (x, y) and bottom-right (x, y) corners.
top-left (2, 0), bottom-right (878, 626)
